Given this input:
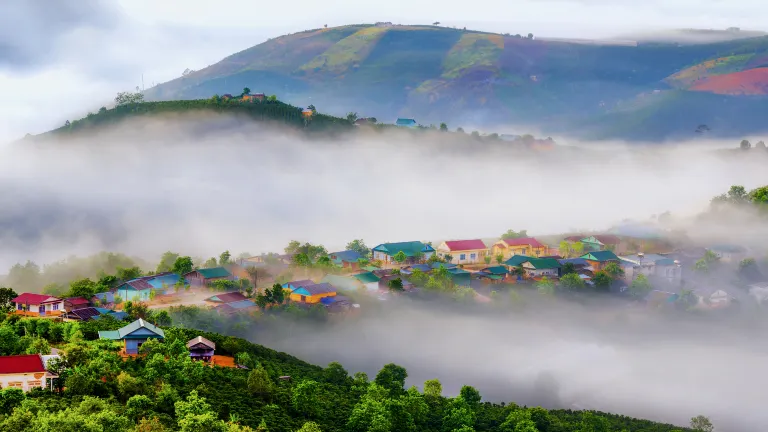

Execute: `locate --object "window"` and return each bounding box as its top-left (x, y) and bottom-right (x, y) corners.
top-left (460, 254), bottom-right (466, 260)
top-left (522, 248), bottom-right (527, 255)
top-left (470, 253), bottom-right (476, 260)
top-left (17, 303), bottom-right (22, 310)
top-left (7, 382), bottom-right (22, 389)
top-left (52, 303), bottom-right (59, 311)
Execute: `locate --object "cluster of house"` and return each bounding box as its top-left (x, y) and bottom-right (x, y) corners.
top-left (0, 318), bottom-right (228, 393)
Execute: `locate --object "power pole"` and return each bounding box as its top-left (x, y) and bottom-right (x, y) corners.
top-left (142, 74), bottom-right (145, 92)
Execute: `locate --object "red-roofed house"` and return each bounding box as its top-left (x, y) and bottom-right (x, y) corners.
top-left (12, 293), bottom-right (64, 317)
top-left (0, 354), bottom-right (56, 391)
top-left (436, 240), bottom-right (488, 264)
top-left (64, 297), bottom-right (90, 312)
top-left (491, 237), bottom-right (549, 260)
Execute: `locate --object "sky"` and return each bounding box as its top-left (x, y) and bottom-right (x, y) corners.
top-left (1, 0), bottom-right (768, 142)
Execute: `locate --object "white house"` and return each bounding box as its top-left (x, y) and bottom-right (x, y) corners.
top-left (436, 239), bottom-right (488, 265)
top-left (0, 354), bottom-right (57, 392)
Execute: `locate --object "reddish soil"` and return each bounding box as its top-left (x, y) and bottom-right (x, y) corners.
top-left (689, 68), bottom-right (768, 95)
top-left (211, 355), bottom-right (237, 368)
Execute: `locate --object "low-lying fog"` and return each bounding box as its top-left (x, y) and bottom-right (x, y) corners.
top-left (1, 112), bottom-right (766, 268)
top-left (260, 300), bottom-right (768, 432)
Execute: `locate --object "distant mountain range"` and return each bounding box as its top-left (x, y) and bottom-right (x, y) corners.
top-left (145, 24), bottom-right (768, 141)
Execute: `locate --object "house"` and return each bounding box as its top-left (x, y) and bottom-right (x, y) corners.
top-left (619, 254), bottom-right (682, 285)
top-left (12, 293), bottom-right (64, 317)
top-left (399, 264), bottom-right (432, 275)
top-left (242, 93), bottom-right (265, 102)
top-left (282, 280), bottom-right (316, 293)
top-left (290, 283), bottom-right (337, 304)
top-left (205, 292), bottom-right (248, 304)
top-left (221, 94), bottom-right (233, 100)
top-left (504, 255), bottom-right (530, 267)
top-left (436, 240), bottom-right (488, 265)
top-left (475, 266), bottom-right (509, 283)
top-left (580, 251), bottom-right (620, 271)
top-left (187, 336), bottom-right (215, 362)
top-left (0, 354), bottom-right (57, 392)
top-left (92, 291), bottom-right (116, 308)
top-left (320, 295), bottom-right (354, 313)
top-left (328, 250), bottom-right (363, 269)
top-left (64, 307), bottom-right (113, 322)
top-left (707, 244), bottom-right (747, 263)
top-left (98, 318), bottom-right (165, 355)
top-left (352, 272), bottom-right (380, 292)
top-left (371, 241), bottom-right (435, 264)
top-left (395, 118), bottom-right (417, 128)
top-left (521, 258), bottom-right (562, 278)
top-left (430, 262), bottom-right (457, 270)
top-left (63, 297), bottom-right (90, 312)
top-left (116, 278), bottom-right (154, 302)
top-left (184, 267), bottom-right (233, 287)
top-left (447, 268), bottom-right (471, 286)
top-left (147, 273), bottom-right (188, 293)
top-left (693, 287), bottom-right (734, 309)
top-left (378, 276), bottom-right (415, 291)
top-left (491, 237), bottom-right (548, 260)
top-left (579, 235), bottom-right (623, 253)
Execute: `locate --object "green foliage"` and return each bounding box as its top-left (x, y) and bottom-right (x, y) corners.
top-left (157, 251), bottom-right (180, 273)
top-left (592, 271), bottom-right (612, 291)
top-left (374, 363), bottom-right (408, 396)
top-left (0, 287), bottom-right (18, 313)
top-left (393, 251), bottom-right (408, 264)
top-left (388, 278), bottom-right (404, 292)
top-left (603, 262), bottom-right (625, 280)
top-left (172, 256), bottom-right (194, 275)
top-left (501, 229), bottom-right (528, 239)
top-left (629, 274), bottom-right (653, 297)
top-left (423, 379), bottom-right (442, 399)
top-left (248, 365), bottom-right (273, 396)
top-left (68, 278), bottom-right (100, 299)
top-left (559, 273), bottom-right (585, 291)
top-left (536, 277), bottom-right (555, 295)
top-left (689, 415), bottom-right (714, 432)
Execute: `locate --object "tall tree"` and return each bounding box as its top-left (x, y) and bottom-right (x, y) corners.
top-left (156, 251), bottom-right (180, 273)
top-left (242, 87), bottom-right (251, 95)
top-left (393, 251), bottom-right (407, 265)
top-left (0, 287), bottom-right (18, 314)
top-left (560, 273), bottom-right (585, 291)
top-left (172, 256), bottom-right (194, 275)
top-left (285, 240), bottom-right (302, 254)
top-left (501, 229), bottom-right (528, 239)
top-left (592, 271), bottom-right (612, 291)
top-left (388, 278), bottom-right (404, 292)
top-left (690, 415), bottom-right (714, 432)
top-left (603, 262), bottom-right (625, 280)
top-left (740, 139), bottom-right (751, 150)
top-left (219, 251), bottom-right (231, 266)
top-left (629, 274), bottom-right (652, 297)
top-left (69, 278), bottom-right (99, 299)
top-left (374, 363), bottom-right (408, 395)
top-left (345, 239), bottom-right (370, 257)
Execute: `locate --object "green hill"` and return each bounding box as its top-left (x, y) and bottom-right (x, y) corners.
top-left (145, 24), bottom-right (768, 141)
top-left (0, 315), bottom-right (696, 432)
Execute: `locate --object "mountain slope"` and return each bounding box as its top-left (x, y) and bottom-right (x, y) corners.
top-left (146, 24), bottom-right (768, 140)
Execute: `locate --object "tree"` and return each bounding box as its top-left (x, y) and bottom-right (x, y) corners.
top-left (69, 278), bottom-right (98, 299)
top-left (496, 254), bottom-right (504, 265)
top-left (393, 251), bottom-right (407, 265)
top-left (527, 33), bottom-right (534, 39)
top-left (156, 251), bottom-right (179, 273)
top-left (423, 379), bottom-right (442, 399)
top-left (456, 127), bottom-right (465, 133)
top-left (285, 240), bottom-right (302, 254)
top-left (690, 415), bottom-right (714, 432)
top-left (346, 112), bottom-right (358, 123)
top-left (740, 139), bottom-right (751, 150)
top-left (410, 269), bottom-right (428, 286)
top-left (247, 366), bottom-right (273, 395)
top-left (293, 380), bottom-right (320, 417)
top-left (116, 266), bottom-right (143, 281)
top-left (484, 256), bottom-right (492, 265)
top-left (242, 87), bottom-right (251, 95)
top-left (172, 256), bottom-right (194, 275)
top-left (203, 258), bottom-right (218, 268)
top-left (388, 278), bottom-right (404, 292)
top-left (629, 274), bottom-right (652, 297)
top-left (571, 242), bottom-right (585, 257)
top-left (603, 262), bottom-right (625, 280)
top-left (501, 229), bottom-right (528, 239)
top-left (345, 239), bottom-right (370, 257)
top-left (374, 363), bottom-right (408, 395)
top-left (592, 271), bottom-right (612, 291)
top-left (536, 277), bottom-right (555, 295)
top-left (154, 310), bottom-right (172, 326)
top-left (219, 251), bottom-right (231, 265)
top-left (757, 140), bottom-right (766, 149)
top-left (0, 287), bottom-right (17, 314)
top-left (459, 385), bottom-right (481, 407)
top-left (439, 122), bottom-right (448, 131)
top-left (561, 262), bottom-right (576, 275)
top-left (324, 362), bottom-right (349, 386)
top-left (293, 253), bottom-right (311, 268)
top-left (560, 273), bottom-right (585, 291)
top-left (115, 91), bottom-right (144, 106)
top-left (559, 241), bottom-right (571, 258)
top-left (65, 120), bottom-right (71, 127)
top-left (297, 422), bottom-right (322, 432)
top-left (270, 283), bottom-right (286, 304)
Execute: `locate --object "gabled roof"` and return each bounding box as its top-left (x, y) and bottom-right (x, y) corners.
top-left (558, 258), bottom-right (589, 266)
top-left (228, 299), bottom-right (257, 309)
top-left (67, 307), bottom-right (107, 321)
top-left (206, 292), bottom-right (248, 303)
top-left (593, 234), bottom-right (621, 245)
top-left (329, 250), bottom-right (362, 263)
top-left (581, 251), bottom-right (620, 262)
top-left (12, 293), bottom-right (61, 305)
top-left (282, 280), bottom-right (315, 290)
top-left (443, 239), bottom-right (487, 251)
top-left (0, 354), bottom-right (47, 374)
top-left (481, 266), bottom-right (508, 275)
top-left (504, 255), bottom-right (529, 266)
top-left (372, 241), bottom-right (435, 257)
top-left (194, 267), bottom-right (232, 279)
top-left (93, 292), bottom-right (115, 303)
top-left (523, 257), bottom-right (562, 270)
top-left (98, 318), bottom-right (165, 340)
top-left (396, 118), bottom-right (417, 125)
top-left (120, 278), bottom-right (154, 291)
top-left (294, 283), bottom-right (336, 296)
top-left (353, 272), bottom-right (380, 284)
top-left (148, 273), bottom-right (187, 288)
top-left (65, 297), bottom-right (90, 306)
top-left (187, 336), bottom-right (215, 350)
top-left (499, 237), bottom-right (545, 248)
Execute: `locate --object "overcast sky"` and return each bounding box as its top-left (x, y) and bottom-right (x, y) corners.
top-left (0, 0), bottom-right (766, 142)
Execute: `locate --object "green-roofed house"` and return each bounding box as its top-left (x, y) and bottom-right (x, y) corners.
top-left (353, 272), bottom-right (380, 292)
top-left (184, 267), bottom-right (233, 287)
top-left (522, 258), bottom-right (562, 279)
top-left (447, 268), bottom-right (471, 287)
top-left (504, 255), bottom-right (530, 267)
top-left (98, 318), bottom-right (165, 355)
top-left (580, 251), bottom-right (620, 271)
top-left (371, 241), bottom-right (435, 265)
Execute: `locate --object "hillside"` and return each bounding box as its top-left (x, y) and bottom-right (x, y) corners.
top-left (0, 314), bottom-right (697, 432)
top-left (145, 24), bottom-right (768, 141)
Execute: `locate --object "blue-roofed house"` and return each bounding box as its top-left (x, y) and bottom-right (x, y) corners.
top-left (98, 318), bottom-right (165, 355)
top-left (320, 295), bottom-right (354, 313)
top-left (352, 272), bottom-right (380, 291)
top-left (227, 299), bottom-right (257, 311)
top-left (116, 278), bottom-right (154, 302)
top-left (147, 273), bottom-right (188, 294)
top-left (395, 118), bottom-right (417, 128)
top-left (400, 264), bottom-right (432, 275)
top-left (328, 250), bottom-right (363, 269)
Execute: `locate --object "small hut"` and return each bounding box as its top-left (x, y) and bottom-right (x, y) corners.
top-left (187, 336), bottom-right (215, 362)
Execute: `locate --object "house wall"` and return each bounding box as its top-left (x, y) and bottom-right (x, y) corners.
top-left (289, 292), bottom-right (336, 304)
top-left (116, 288), bottom-right (151, 303)
top-left (492, 243), bottom-right (548, 260)
top-left (522, 265), bottom-right (558, 278)
top-left (125, 339), bottom-right (147, 355)
top-left (0, 372), bottom-right (48, 392)
top-left (437, 247), bottom-right (487, 265)
top-left (14, 301), bottom-right (64, 317)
